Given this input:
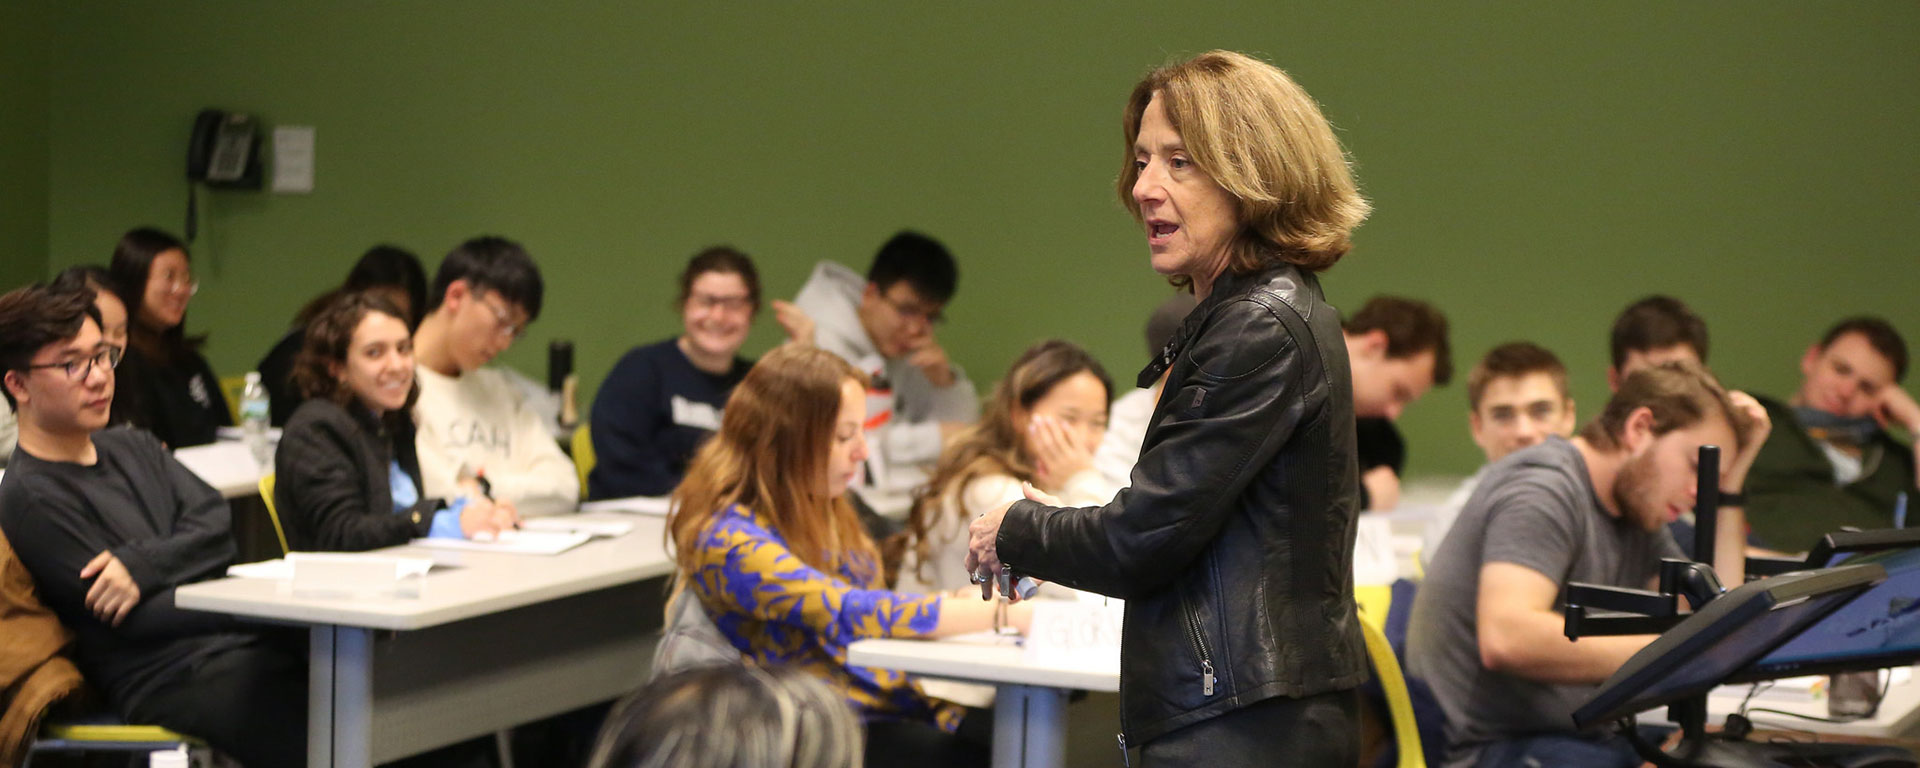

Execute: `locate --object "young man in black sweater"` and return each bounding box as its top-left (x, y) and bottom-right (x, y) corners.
top-left (0, 283), bottom-right (304, 767)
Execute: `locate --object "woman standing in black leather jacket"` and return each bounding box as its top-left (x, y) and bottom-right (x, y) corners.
top-left (967, 50), bottom-right (1372, 766)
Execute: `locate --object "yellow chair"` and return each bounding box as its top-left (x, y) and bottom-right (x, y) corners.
top-left (1358, 594), bottom-right (1426, 768)
top-left (219, 375), bottom-right (247, 425)
top-left (258, 474), bottom-right (290, 555)
top-left (571, 424), bottom-right (595, 496)
top-left (25, 719), bottom-right (203, 767)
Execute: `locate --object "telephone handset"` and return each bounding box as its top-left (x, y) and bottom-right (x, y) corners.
top-left (187, 109), bottom-right (261, 186)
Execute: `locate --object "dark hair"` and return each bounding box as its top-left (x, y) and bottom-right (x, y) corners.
top-left (425, 236), bottom-right (544, 321)
top-left (1609, 295), bottom-right (1708, 370)
top-left (107, 226), bottom-right (202, 361)
top-left (292, 245), bottom-right (430, 329)
top-left (50, 265), bottom-right (114, 294)
top-left (1818, 316), bottom-right (1908, 383)
top-left (0, 284), bottom-right (103, 411)
top-left (587, 665), bottom-right (861, 768)
top-left (290, 292), bottom-right (419, 422)
top-left (1342, 295), bottom-right (1453, 385)
top-left (867, 231), bottom-right (958, 305)
top-left (1466, 342), bottom-right (1569, 411)
top-left (1579, 359), bottom-right (1752, 453)
top-left (675, 246), bottom-right (761, 314)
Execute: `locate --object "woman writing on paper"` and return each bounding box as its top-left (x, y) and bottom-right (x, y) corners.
top-left (667, 344), bottom-right (1024, 767)
top-left (276, 292), bottom-right (517, 552)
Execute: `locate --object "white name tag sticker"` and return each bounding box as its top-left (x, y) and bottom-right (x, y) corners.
top-left (669, 395), bottom-right (722, 431)
top-left (1023, 600), bottom-right (1123, 674)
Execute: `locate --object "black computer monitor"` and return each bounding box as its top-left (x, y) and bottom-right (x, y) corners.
top-left (1731, 539), bottom-right (1920, 683)
top-left (1574, 564), bottom-right (1883, 728)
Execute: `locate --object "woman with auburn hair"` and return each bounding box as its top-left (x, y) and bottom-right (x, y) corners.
top-left (668, 344), bottom-right (1019, 767)
top-left (966, 51), bottom-right (1371, 764)
top-left (900, 339), bottom-right (1115, 595)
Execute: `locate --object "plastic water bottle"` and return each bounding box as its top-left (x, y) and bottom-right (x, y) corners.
top-left (240, 371), bottom-right (271, 468)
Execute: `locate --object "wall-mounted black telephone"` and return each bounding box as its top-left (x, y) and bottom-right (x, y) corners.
top-left (187, 109), bottom-right (262, 188)
top-left (184, 108), bottom-right (263, 242)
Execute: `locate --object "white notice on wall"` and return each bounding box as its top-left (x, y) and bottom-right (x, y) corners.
top-left (272, 126), bottom-right (315, 193)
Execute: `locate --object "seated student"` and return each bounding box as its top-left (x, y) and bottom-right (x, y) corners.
top-left (667, 344), bottom-right (1026, 768)
top-left (1745, 317), bottom-right (1918, 550)
top-left (589, 247), bottom-right (780, 499)
top-left (1342, 295), bottom-right (1453, 510)
top-left (411, 236), bottom-right (579, 518)
top-left (107, 227), bottom-right (231, 448)
top-left (1421, 342), bottom-right (1576, 567)
top-left (1606, 294), bottom-right (1708, 392)
top-left (276, 292), bottom-right (518, 551)
top-left (0, 284), bottom-right (304, 767)
top-left (587, 664), bottom-right (862, 768)
top-left (259, 245), bottom-right (428, 426)
top-left (1407, 361), bottom-right (1768, 767)
top-left (1, 267), bottom-right (129, 467)
top-left (900, 340), bottom-right (1114, 594)
top-left (792, 231), bottom-right (979, 519)
top-left (1093, 292), bottom-right (1196, 490)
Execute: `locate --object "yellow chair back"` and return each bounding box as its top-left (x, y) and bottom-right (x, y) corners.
top-left (219, 375), bottom-right (247, 424)
top-left (258, 474), bottom-right (290, 555)
top-left (571, 424), bottom-right (595, 496)
top-left (1358, 594), bottom-right (1426, 768)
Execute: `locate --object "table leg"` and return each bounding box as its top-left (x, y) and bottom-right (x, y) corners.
top-left (309, 626), bottom-right (334, 767)
top-left (334, 627), bottom-right (374, 767)
top-left (992, 684), bottom-right (1069, 768)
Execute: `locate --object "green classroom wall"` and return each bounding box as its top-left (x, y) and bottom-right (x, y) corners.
top-left (27, 2), bottom-right (1920, 477)
top-left (0, 1), bottom-right (52, 290)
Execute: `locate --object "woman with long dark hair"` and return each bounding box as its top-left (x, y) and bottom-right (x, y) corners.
top-left (108, 227), bottom-right (229, 447)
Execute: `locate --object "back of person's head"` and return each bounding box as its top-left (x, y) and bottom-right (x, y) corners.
top-left (425, 236), bottom-right (544, 321)
top-left (50, 265), bottom-right (114, 294)
top-left (1467, 342), bottom-right (1569, 412)
top-left (343, 245), bottom-right (429, 322)
top-left (1144, 292), bottom-right (1198, 360)
top-left (291, 291), bottom-right (419, 414)
top-left (677, 246), bottom-right (762, 314)
top-left (670, 344), bottom-right (874, 581)
top-left (1609, 295), bottom-right (1709, 370)
top-left (867, 231), bottom-right (957, 305)
top-left (1579, 359), bottom-right (1752, 454)
top-left (0, 284), bottom-right (102, 412)
top-left (587, 664), bottom-right (861, 768)
top-left (906, 340), bottom-right (1112, 582)
top-left (1342, 295), bottom-right (1454, 385)
top-left (1118, 50), bottom-right (1370, 277)
top-left (1817, 316), bottom-right (1908, 383)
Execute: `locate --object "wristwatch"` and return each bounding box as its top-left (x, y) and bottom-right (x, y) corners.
top-left (1718, 489), bottom-right (1746, 507)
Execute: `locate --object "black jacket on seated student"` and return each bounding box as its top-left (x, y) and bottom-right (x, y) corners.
top-left (275, 291), bottom-right (502, 552)
top-left (0, 282), bottom-right (303, 767)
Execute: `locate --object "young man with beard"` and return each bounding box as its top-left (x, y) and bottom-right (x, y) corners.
top-left (1407, 360), bottom-right (1768, 767)
top-left (0, 284), bottom-right (304, 767)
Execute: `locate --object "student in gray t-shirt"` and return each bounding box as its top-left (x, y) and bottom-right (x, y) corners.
top-left (1406, 361), bottom-right (1770, 768)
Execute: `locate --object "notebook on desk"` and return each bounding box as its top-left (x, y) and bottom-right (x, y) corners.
top-left (410, 530), bottom-right (592, 555)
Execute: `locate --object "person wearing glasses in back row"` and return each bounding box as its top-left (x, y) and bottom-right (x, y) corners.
top-left (107, 227), bottom-right (230, 448)
top-left (788, 232), bottom-right (979, 524)
top-left (410, 236), bottom-right (579, 518)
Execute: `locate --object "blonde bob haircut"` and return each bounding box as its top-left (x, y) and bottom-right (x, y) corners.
top-left (1119, 50), bottom-right (1370, 277)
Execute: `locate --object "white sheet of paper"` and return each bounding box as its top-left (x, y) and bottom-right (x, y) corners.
top-left (271, 125), bottom-right (315, 193)
top-left (1022, 600), bottom-right (1123, 674)
top-left (521, 517), bottom-right (634, 537)
top-left (1353, 516), bottom-right (1398, 586)
top-left (578, 496), bottom-right (674, 516)
top-left (409, 530), bottom-right (591, 555)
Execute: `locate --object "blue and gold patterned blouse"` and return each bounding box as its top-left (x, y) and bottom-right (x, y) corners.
top-left (688, 503), bottom-right (964, 731)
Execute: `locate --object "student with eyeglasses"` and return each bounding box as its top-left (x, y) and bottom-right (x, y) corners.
top-left (1, 266), bottom-right (130, 467)
top-left (0, 283), bottom-right (307, 767)
top-left (410, 236), bottom-right (580, 518)
top-left (588, 247), bottom-right (808, 500)
top-left (107, 227), bottom-right (231, 448)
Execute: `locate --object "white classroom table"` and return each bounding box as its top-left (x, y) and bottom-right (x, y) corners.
top-left (849, 636), bottom-right (1118, 768)
top-left (1663, 668), bottom-right (1920, 740)
top-left (176, 514), bottom-right (675, 767)
top-left (173, 439), bottom-right (265, 498)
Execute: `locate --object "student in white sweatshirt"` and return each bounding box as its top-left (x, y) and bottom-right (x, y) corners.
top-left (410, 236), bottom-right (579, 518)
top-left (791, 232), bottom-right (978, 519)
top-left (899, 340), bottom-right (1115, 594)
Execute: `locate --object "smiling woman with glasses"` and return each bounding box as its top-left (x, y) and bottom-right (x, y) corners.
top-left (107, 227), bottom-right (231, 448)
top-left (588, 246), bottom-right (808, 500)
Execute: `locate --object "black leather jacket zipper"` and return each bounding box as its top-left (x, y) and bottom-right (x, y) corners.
top-left (1181, 593), bottom-right (1216, 696)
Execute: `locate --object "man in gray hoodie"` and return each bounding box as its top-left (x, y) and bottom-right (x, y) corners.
top-left (791, 231), bottom-right (977, 519)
